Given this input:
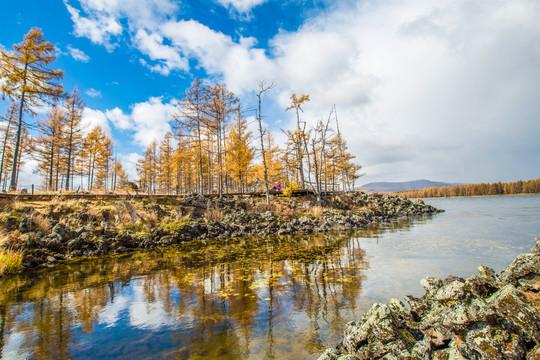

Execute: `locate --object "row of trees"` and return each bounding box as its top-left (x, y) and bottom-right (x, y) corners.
top-left (136, 79), bottom-right (362, 200)
top-left (1, 28), bottom-right (362, 194)
top-left (399, 178), bottom-right (540, 198)
top-left (0, 28), bottom-right (129, 192)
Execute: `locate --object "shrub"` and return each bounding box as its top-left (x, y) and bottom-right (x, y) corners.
top-left (163, 218), bottom-right (190, 233)
top-left (283, 181), bottom-right (299, 197)
top-left (0, 249), bottom-right (23, 276)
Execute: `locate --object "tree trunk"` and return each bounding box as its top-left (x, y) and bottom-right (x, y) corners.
top-left (0, 118), bottom-right (13, 187)
top-left (10, 84), bottom-right (26, 191)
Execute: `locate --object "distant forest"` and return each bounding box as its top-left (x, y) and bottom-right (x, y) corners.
top-left (398, 178), bottom-right (540, 198)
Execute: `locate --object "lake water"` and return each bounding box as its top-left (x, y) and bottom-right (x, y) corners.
top-left (1, 195), bottom-right (539, 360)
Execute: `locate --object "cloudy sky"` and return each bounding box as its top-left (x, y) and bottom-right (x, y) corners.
top-left (1, 0), bottom-right (539, 186)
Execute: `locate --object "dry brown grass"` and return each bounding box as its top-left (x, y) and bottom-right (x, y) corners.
top-left (0, 249), bottom-right (23, 276)
top-left (522, 290), bottom-right (540, 312)
top-left (269, 202), bottom-right (296, 218)
top-left (138, 209), bottom-right (159, 224)
top-left (254, 202), bottom-right (271, 213)
top-left (31, 213), bottom-right (50, 232)
top-left (309, 205), bottom-right (324, 218)
top-left (204, 207), bottom-right (225, 223)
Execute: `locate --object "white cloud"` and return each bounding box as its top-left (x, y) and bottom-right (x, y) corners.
top-left (64, 0), bottom-right (540, 183)
top-left (81, 107), bottom-right (111, 135)
top-left (215, 0), bottom-right (268, 13)
top-left (134, 29), bottom-right (189, 75)
top-left (243, 0), bottom-right (540, 183)
top-left (118, 152), bottom-right (141, 180)
top-left (85, 88), bottom-right (102, 97)
top-left (67, 45), bottom-right (90, 62)
top-left (65, 0), bottom-right (179, 50)
top-left (105, 107), bottom-right (132, 130)
top-left (16, 159), bottom-right (42, 190)
top-left (101, 97), bottom-right (176, 148)
top-left (130, 97), bottom-right (175, 147)
top-left (161, 20), bottom-right (276, 92)
top-left (65, 2), bottom-right (122, 50)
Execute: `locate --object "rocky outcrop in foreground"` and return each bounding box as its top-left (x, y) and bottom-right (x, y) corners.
top-left (0, 193), bottom-right (441, 270)
top-left (318, 239), bottom-right (540, 360)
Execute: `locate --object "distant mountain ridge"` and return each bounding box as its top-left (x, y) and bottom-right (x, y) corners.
top-left (358, 180), bottom-right (459, 193)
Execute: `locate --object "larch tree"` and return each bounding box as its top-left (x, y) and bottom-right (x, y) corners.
top-left (158, 131), bottom-right (175, 194)
top-left (82, 126), bottom-right (111, 191)
top-left (34, 105), bottom-right (66, 190)
top-left (204, 83), bottom-right (238, 198)
top-left (111, 160), bottom-right (129, 191)
top-left (174, 78), bottom-right (209, 194)
top-left (0, 27), bottom-right (64, 190)
top-left (63, 88), bottom-right (84, 190)
top-left (285, 93), bottom-right (310, 189)
top-left (225, 108), bottom-right (255, 192)
top-left (94, 136), bottom-right (113, 191)
top-left (0, 102), bottom-right (18, 188)
top-left (137, 140), bottom-right (158, 194)
top-left (261, 130), bottom-right (283, 186)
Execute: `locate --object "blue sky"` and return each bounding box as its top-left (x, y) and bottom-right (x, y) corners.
top-left (1, 0), bottom-right (539, 186)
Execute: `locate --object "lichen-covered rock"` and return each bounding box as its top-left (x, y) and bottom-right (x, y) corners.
top-left (465, 325), bottom-right (525, 360)
top-left (420, 277), bottom-right (443, 298)
top-left (486, 284), bottom-right (540, 343)
top-left (434, 280), bottom-right (466, 302)
top-left (497, 253), bottom-right (540, 284)
top-left (411, 339), bottom-right (431, 359)
top-left (337, 355), bottom-right (357, 360)
top-left (317, 348), bottom-right (341, 360)
top-left (318, 240), bottom-right (540, 360)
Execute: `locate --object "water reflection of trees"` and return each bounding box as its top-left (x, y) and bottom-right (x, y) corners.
top-left (0, 230), bottom-right (377, 359)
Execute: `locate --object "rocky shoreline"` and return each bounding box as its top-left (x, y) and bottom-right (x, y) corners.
top-left (318, 238), bottom-right (540, 360)
top-left (0, 192), bottom-right (441, 271)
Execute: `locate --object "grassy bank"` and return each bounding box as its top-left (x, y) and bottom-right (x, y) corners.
top-left (0, 193), bottom-right (441, 272)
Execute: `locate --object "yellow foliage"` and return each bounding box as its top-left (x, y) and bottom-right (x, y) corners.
top-left (283, 181), bottom-right (299, 197)
top-left (0, 249), bottom-right (23, 276)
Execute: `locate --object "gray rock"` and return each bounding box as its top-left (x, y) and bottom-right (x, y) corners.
top-left (317, 348), bottom-right (341, 360)
top-left (465, 274), bottom-right (498, 298)
top-left (518, 275), bottom-right (540, 291)
top-left (337, 355), bottom-right (357, 360)
top-left (431, 349), bottom-right (450, 360)
top-left (486, 284), bottom-right (540, 343)
top-left (410, 339), bottom-right (431, 359)
top-left (420, 277), bottom-right (443, 297)
top-left (478, 264), bottom-right (496, 279)
top-left (465, 325), bottom-right (524, 360)
top-left (434, 280), bottom-right (466, 302)
top-left (424, 325), bottom-right (453, 347)
top-left (19, 216), bottom-right (32, 233)
top-left (497, 253), bottom-right (540, 284)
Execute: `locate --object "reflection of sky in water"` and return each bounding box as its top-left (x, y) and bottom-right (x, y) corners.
top-left (1, 195), bottom-right (539, 360)
top-left (358, 195), bottom-right (540, 302)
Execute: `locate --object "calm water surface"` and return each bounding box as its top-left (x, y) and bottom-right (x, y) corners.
top-left (1, 195), bottom-right (539, 359)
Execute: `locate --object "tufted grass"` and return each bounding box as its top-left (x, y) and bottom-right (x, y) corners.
top-left (0, 249), bottom-right (23, 276)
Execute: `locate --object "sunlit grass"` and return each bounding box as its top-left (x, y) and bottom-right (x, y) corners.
top-left (0, 249), bottom-right (23, 276)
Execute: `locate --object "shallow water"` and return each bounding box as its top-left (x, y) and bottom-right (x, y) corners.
top-left (0, 195), bottom-right (539, 359)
